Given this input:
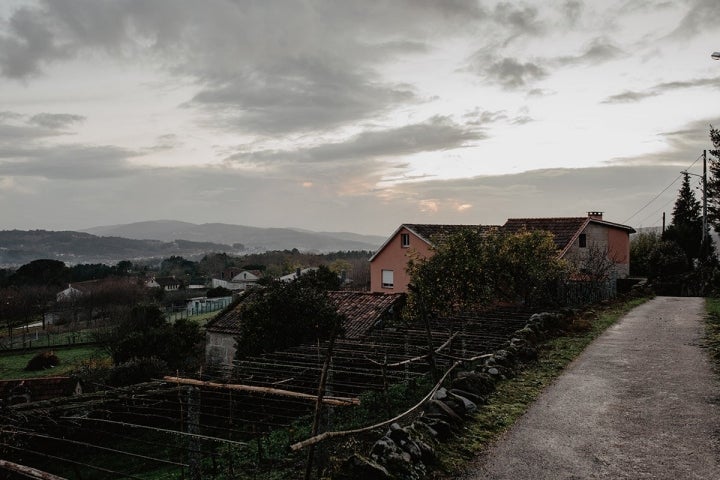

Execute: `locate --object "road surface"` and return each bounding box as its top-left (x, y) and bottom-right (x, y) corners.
top-left (461, 296), bottom-right (720, 479)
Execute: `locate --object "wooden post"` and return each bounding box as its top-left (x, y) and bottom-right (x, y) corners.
top-left (186, 387), bottom-right (201, 480)
top-left (413, 285), bottom-right (438, 382)
top-left (0, 460), bottom-right (67, 480)
top-left (304, 318), bottom-right (341, 480)
top-left (381, 354), bottom-right (391, 417)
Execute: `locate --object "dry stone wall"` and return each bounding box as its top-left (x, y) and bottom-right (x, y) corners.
top-left (335, 311), bottom-right (573, 479)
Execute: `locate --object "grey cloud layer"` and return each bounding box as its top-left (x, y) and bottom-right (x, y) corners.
top-left (0, 1), bottom-right (482, 134)
top-left (0, 112), bottom-right (137, 179)
top-left (229, 116), bottom-right (482, 166)
top-left (603, 77), bottom-right (720, 104)
top-left (0, 159), bottom-right (685, 234)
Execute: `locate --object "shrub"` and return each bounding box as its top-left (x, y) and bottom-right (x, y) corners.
top-left (105, 357), bottom-right (168, 387)
top-left (25, 350), bottom-right (60, 371)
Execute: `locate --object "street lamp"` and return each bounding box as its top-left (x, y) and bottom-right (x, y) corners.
top-left (713, 52), bottom-right (720, 60)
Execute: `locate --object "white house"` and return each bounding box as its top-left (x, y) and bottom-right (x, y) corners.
top-left (211, 270), bottom-right (262, 291)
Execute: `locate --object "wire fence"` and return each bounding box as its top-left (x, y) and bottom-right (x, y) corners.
top-left (0, 282), bottom-right (619, 479)
top-left (0, 306), bottom-right (538, 479)
top-left (0, 328), bottom-right (97, 353)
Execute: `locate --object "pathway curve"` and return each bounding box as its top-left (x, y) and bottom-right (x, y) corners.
top-left (461, 296), bottom-right (720, 479)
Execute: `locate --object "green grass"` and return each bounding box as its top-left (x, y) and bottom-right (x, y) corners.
top-left (189, 310), bottom-right (220, 325)
top-left (704, 297), bottom-right (720, 368)
top-left (0, 346), bottom-right (110, 380)
top-left (431, 296), bottom-right (652, 478)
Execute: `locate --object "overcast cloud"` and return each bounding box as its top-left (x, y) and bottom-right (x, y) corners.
top-left (0, 0), bottom-right (718, 236)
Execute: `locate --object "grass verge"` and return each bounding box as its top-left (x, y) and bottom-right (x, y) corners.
top-left (704, 297), bottom-right (720, 368)
top-left (431, 296), bottom-right (652, 478)
top-left (0, 346), bottom-right (109, 380)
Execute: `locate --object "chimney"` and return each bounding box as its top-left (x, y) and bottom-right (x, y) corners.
top-left (588, 211), bottom-right (603, 220)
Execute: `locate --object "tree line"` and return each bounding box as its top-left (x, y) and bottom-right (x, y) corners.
top-left (630, 126), bottom-right (720, 295)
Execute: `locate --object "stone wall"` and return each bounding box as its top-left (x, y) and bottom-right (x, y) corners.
top-left (335, 311), bottom-right (575, 479)
top-left (205, 332), bottom-right (237, 371)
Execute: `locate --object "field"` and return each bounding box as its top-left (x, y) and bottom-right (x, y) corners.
top-left (0, 346), bottom-right (109, 380)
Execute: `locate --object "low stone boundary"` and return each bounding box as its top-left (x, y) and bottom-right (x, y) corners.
top-left (334, 311), bottom-right (575, 479)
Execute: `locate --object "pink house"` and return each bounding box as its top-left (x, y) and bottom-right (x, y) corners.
top-left (369, 224), bottom-right (492, 293)
top-left (369, 213), bottom-right (635, 294)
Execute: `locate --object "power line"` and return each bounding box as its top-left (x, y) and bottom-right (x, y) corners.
top-left (623, 152), bottom-right (704, 224)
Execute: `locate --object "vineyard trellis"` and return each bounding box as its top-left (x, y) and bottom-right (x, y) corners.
top-left (1, 306), bottom-right (540, 479)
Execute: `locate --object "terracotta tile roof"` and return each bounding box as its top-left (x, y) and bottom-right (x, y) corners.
top-left (502, 217), bottom-right (589, 251)
top-left (404, 224), bottom-right (497, 245)
top-left (206, 290), bottom-right (405, 339)
top-left (327, 291), bottom-right (405, 339)
top-left (204, 290), bottom-right (257, 334)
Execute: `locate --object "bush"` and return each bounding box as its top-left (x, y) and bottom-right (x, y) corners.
top-left (105, 357), bottom-right (168, 387)
top-left (25, 350), bottom-right (60, 371)
top-left (107, 305), bottom-right (204, 373)
top-left (206, 286), bottom-right (232, 298)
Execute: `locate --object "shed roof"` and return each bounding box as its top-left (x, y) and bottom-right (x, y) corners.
top-left (327, 291), bottom-right (405, 339)
top-left (206, 290), bottom-right (404, 339)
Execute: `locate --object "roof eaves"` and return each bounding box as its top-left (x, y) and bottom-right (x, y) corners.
top-left (559, 217), bottom-right (591, 257)
top-left (402, 224), bottom-right (437, 246)
top-left (368, 224), bottom-right (434, 262)
top-left (588, 219), bottom-right (637, 233)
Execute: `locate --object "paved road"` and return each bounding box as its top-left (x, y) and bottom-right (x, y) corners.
top-left (461, 297), bottom-right (720, 479)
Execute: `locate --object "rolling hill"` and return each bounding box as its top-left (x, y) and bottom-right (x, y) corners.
top-left (0, 221), bottom-right (385, 266)
top-left (82, 220), bottom-right (385, 253)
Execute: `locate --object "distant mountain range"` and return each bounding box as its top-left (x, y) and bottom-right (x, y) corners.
top-left (0, 221), bottom-right (385, 266)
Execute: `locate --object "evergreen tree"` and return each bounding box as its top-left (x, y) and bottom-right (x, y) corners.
top-left (664, 172), bottom-right (703, 266)
top-left (705, 125), bottom-right (720, 231)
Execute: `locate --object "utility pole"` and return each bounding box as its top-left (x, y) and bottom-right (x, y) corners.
top-left (703, 150), bottom-right (708, 253)
top-left (662, 212), bottom-right (665, 234)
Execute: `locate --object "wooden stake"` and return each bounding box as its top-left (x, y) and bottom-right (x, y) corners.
top-left (162, 376), bottom-right (359, 406)
top-left (0, 460), bottom-right (67, 480)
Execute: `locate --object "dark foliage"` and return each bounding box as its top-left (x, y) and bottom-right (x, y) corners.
top-left (160, 255), bottom-right (199, 278)
top-left (25, 351), bottom-right (60, 371)
top-left (407, 229), bottom-right (569, 317)
top-left (235, 279), bottom-right (344, 358)
top-left (105, 357), bottom-right (169, 387)
top-left (108, 305), bottom-right (204, 373)
top-left (706, 125), bottom-right (720, 232)
top-left (295, 264), bottom-right (343, 290)
top-left (69, 261), bottom-right (133, 282)
top-left (630, 231), bottom-right (660, 277)
top-left (206, 286), bottom-right (233, 298)
top-left (10, 259), bottom-right (70, 287)
top-left (663, 172), bottom-right (706, 265)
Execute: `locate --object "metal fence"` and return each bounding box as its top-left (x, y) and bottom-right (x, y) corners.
top-left (0, 328), bottom-right (96, 352)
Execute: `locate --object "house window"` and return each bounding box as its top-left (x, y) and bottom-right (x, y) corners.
top-left (579, 233), bottom-right (587, 248)
top-left (400, 233), bottom-right (410, 247)
top-left (381, 270), bottom-right (394, 289)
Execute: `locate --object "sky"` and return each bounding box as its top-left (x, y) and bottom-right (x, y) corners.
top-left (0, 0), bottom-right (719, 236)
